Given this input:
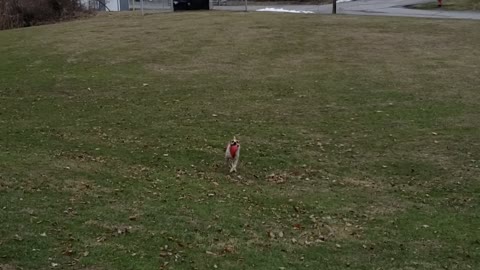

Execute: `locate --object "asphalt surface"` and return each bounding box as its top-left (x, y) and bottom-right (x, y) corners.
top-left (213, 0), bottom-right (480, 20)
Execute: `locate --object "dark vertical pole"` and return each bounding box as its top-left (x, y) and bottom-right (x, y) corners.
top-left (332, 0), bottom-right (336, 14)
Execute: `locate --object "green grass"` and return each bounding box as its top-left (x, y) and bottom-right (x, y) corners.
top-left (1, 11), bottom-right (480, 270)
top-left (412, 0), bottom-right (480, 11)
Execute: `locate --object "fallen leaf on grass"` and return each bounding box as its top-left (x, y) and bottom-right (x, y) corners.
top-left (159, 251), bottom-right (173, 257)
top-left (223, 245), bottom-right (235, 254)
top-left (206, 251), bottom-right (219, 256)
top-left (96, 236), bottom-right (106, 242)
top-left (266, 173), bottom-right (286, 184)
top-left (293, 223), bottom-right (302, 230)
top-left (116, 227), bottom-right (129, 235)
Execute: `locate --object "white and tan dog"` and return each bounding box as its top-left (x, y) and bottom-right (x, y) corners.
top-left (225, 136), bottom-right (240, 173)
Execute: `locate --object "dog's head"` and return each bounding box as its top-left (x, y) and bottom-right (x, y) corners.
top-left (230, 136), bottom-right (240, 146)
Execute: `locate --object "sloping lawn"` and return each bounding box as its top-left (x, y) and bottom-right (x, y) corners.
top-left (0, 12), bottom-right (479, 270)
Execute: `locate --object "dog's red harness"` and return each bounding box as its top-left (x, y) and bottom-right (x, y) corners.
top-left (230, 144), bottom-right (239, 158)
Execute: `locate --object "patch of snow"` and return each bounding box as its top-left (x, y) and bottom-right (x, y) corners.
top-left (256, 7), bottom-right (314, 14)
top-left (337, 0), bottom-right (353, 3)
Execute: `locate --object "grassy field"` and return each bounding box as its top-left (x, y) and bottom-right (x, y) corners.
top-left (0, 11), bottom-right (479, 270)
top-left (412, 0), bottom-right (480, 11)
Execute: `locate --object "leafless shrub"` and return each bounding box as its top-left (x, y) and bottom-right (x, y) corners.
top-left (0, 0), bottom-right (90, 30)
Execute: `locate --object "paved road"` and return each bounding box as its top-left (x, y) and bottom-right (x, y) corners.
top-left (214, 0), bottom-right (480, 20)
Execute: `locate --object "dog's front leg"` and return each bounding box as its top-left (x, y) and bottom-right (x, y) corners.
top-left (229, 159), bottom-right (236, 173)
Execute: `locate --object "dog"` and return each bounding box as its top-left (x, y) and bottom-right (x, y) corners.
top-left (225, 136), bottom-right (240, 173)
